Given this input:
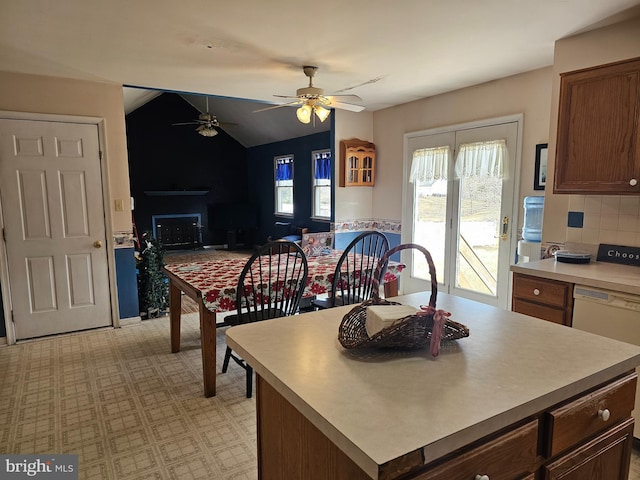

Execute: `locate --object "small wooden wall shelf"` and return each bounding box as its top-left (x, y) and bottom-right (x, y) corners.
top-left (339, 139), bottom-right (376, 187)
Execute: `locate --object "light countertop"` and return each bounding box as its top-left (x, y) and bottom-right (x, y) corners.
top-left (226, 292), bottom-right (640, 479)
top-left (510, 258), bottom-right (640, 295)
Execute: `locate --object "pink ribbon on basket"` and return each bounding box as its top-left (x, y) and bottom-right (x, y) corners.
top-left (417, 305), bottom-right (452, 357)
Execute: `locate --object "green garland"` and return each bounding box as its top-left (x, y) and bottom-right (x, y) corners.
top-left (137, 232), bottom-right (168, 318)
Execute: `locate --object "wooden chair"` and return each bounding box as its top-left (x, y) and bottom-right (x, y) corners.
top-left (222, 240), bottom-right (309, 397)
top-left (312, 231), bottom-right (390, 310)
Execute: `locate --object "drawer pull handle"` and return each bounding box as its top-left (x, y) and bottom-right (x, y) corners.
top-left (598, 409), bottom-right (611, 421)
top-left (475, 476), bottom-right (489, 480)
top-left (533, 288), bottom-right (540, 296)
top-left (631, 178), bottom-right (638, 186)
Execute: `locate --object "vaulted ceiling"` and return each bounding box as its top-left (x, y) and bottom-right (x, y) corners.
top-left (2, 1), bottom-right (640, 147)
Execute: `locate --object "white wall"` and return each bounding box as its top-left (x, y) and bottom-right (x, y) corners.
top-left (333, 109), bottom-right (375, 223)
top-left (371, 67), bottom-right (553, 233)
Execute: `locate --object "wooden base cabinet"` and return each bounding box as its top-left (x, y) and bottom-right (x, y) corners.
top-left (408, 420), bottom-right (539, 480)
top-left (512, 273), bottom-right (573, 326)
top-left (542, 373), bottom-right (636, 480)
top-left (255, 372), bottom-right (637, 480)
top-left (543, 418), bottom-right (634, 480)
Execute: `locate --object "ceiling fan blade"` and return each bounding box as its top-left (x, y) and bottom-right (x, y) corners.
top-left (273, 94), bottom-right (301, 100)
top-left (326, 99), bottom-right (366, 112)
top-left (218, 121), bottom-right (238, 128)
top-left (253, 101), bottom-right (300, 113)
top-left (327, 94), bottom-right (363, 102)
top-left (172, 121), bottom-right (201, 126)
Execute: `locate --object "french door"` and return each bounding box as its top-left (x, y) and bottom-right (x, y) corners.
top-left (401, 117), bottom-right (521, 309)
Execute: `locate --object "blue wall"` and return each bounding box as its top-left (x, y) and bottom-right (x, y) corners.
top-left (115, 247), bottom-right (140, 319)
top-left (126, 93), bottom-right (249, 246)
top-left (335, 231), bottom-right (402, 262)
top-left (247, 131), bottom-right (332, 243)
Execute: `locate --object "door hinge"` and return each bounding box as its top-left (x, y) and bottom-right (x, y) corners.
top-left (1, 227), bottom-right (5, 242)
top-left (11, 310), bottom-right (15, 323)
top-left (99, 150), bottom-right (103, 160)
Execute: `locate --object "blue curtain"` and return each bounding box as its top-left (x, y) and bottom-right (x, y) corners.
top-left (275, 159), bottom-right (293, 181)
top-left (315, 154), bottom-right (331, 180)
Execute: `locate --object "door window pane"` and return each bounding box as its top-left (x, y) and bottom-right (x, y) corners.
top-left (413, 179), bottom-right (447, 283)
top-left (456, 175), bottom-right (501, 295)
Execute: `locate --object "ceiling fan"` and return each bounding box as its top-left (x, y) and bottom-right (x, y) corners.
top-left (254, 66), bottom-right (365, 124)
top-left (172, 97), bottom-right (236, 137)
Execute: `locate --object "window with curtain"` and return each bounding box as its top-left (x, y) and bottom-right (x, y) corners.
top-left (409, 140), bottom-right (508, 183)
top-left (312, 150), bottom-right (331, 219)
top-left (274, 155), bottom-right (294, 216)
top-left (409, 145), bottom-right (451, 184)
top-left (454, 139), bottom-right (508, 179)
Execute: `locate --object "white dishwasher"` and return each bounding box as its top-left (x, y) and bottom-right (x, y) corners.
top-left (572, 285), bottom-right (640, 438)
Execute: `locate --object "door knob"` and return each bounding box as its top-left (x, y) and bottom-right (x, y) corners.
top-left (93, 240), bottom-right (103, 248)
top-left (630, 178), bottom-right (638, 187)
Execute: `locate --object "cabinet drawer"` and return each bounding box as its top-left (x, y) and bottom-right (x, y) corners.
top-left (513, 298), bottom-right (567, 325)
top-left (414, 420), bottom-right (539, 480)
top-left (543, 417), bottom-right (634, 480)
top-left (513, 274), bottom-right (570, 308)
top-left (545, 373), bottom-right (637, 457)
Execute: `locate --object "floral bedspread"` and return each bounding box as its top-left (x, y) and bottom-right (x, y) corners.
top-left (164, 250), bottom-right (405, 314)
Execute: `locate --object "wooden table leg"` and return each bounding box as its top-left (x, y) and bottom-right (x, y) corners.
top-left (199, 300), bottom-right (217, 397)
top-left (169, 279), bottom-right (182, 353)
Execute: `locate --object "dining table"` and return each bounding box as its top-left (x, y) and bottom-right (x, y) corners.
top-left (162, 249), bottom-right (405, 397)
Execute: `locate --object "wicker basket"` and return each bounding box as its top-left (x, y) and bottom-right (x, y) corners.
top-left (338, 243), bottom-right (469, 356)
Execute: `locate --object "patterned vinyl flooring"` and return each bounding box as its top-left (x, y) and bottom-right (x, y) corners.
top-left (0, 314), bottom-right (257, 479)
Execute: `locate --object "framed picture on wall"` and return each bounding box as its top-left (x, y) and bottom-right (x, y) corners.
top-left (534, 143), bottom-right (548, 191)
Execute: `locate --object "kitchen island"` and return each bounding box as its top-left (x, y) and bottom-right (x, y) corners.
top-left (226, 292), bottom-right (640, 479)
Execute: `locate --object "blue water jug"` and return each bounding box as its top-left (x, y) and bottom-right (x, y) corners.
top-left (523, 196), bottom-right (544, 242)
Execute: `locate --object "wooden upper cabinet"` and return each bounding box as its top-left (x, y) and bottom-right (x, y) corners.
top-left (554, 56), bottom-right (640, 194)
top-left (339, 139), bottom-right (375, 187)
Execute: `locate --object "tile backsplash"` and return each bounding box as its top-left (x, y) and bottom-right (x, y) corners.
top-left (564, 195), bottom-right (640, 247)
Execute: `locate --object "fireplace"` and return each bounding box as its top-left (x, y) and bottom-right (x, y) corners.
top-left (152, 214), bottom-right (203, 249)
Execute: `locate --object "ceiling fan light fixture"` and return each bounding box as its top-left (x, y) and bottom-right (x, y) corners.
top-left (296, 104), bottom-right (312, 124)
top-left (197, 126), bottom-right (218, 137)
top-left (314, 105), bottom-right (330, 122)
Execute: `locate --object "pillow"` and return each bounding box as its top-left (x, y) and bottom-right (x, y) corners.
top-left (301, 232), bottom-right (334, 256)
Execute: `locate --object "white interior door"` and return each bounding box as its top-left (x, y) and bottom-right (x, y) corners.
top-left (0, 118), bottom-right (111, 339)
top-left (402, 118), bottom-right (520, 309)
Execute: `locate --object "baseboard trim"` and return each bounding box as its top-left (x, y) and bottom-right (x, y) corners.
top-left (120, 316), bottom-right (142, 327)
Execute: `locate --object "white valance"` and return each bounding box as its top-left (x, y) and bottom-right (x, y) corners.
top-left (409, 145), bottom-right (451, 183)
top-left (455, 139), bottom-right (508, 179)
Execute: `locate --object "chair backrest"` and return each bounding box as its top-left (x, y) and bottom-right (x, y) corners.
top-left (235, 240), bottom-right (309, 323)
top-left (330, 231), bottom-right (390, 307)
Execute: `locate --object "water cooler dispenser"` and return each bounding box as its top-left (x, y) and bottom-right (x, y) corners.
top-left (517, 196), bottom-right (544, 263)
